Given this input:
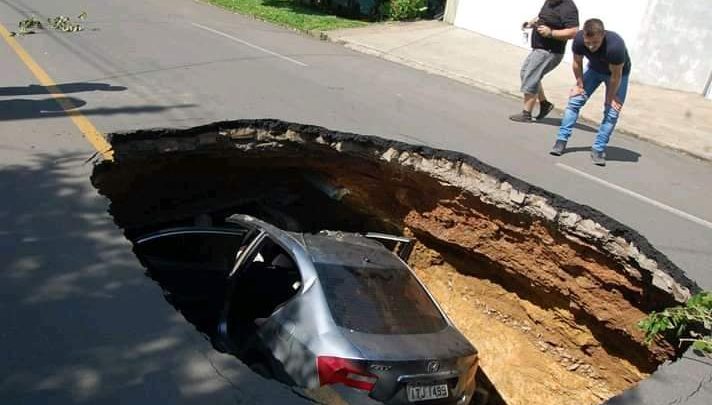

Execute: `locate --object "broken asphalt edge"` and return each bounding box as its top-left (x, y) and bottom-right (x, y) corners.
top-left (105, 118), bottom-right (701, 297)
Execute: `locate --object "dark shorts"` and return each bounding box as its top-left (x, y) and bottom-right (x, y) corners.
top-left (520, 49), bottom-right (564, 94)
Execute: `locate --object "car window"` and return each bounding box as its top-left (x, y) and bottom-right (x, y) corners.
top-left (313, 243), bottom-right (447, 335)
top-left (136, 232), bottom-right (243, 271)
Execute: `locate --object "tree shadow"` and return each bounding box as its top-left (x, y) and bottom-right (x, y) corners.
top-left (563, 146), bottom-right (642, 163)
top-left (0, 97), bottom-right (86, 121)
top-left (0, 153), bottom-right (310, 404)
top-left (0, 82), bottom-right (127, 96)
top-left (0, 97), bottom-right (196, 121)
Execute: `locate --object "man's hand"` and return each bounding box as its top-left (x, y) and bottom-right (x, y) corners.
top-left (537, 25), bottom-right (553, 38)
top-left (609, 97), bottom-right (623, 112)
top-left (569, 86), bottom-right (584, 98)
top-left (522, 18), bottom-right (539, 29)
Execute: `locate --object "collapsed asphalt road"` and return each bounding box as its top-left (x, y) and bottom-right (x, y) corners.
top-left (2, 0), bottom-right (710, 403)
top-left (90, 119), bottom-right (700, 405)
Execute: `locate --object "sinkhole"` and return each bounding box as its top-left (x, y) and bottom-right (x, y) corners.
top-left (91, 119), bottom-right (700, 405)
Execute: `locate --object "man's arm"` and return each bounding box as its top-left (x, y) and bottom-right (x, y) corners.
top-left (570, 54), bottom-right (584, 96)
top-left (552, 26), bottom-right (578, 40)
top-left (606, 63), bottom-right (624, 110)
top-left (537, 26), bottom-right (578, 41)
top-left (537, 3), bottom-right (579, 40)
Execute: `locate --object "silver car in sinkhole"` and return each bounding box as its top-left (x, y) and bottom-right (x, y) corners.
top-left (133, 214), bottom-right (479, 405)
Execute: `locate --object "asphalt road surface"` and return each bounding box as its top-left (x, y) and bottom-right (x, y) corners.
top-left (1, 0), bottom-right (711, 404)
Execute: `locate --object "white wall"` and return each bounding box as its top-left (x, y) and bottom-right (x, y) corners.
top-left (453, 0), bottom-right (542, 50)
top-left (633, 0), bottom-right (712, 94)
top-left (451, 0), bottom-right (712, 94)
top-left (444, 0), bottom-right (460, 24)
top-left (452, 0), bottom-right (650, 59)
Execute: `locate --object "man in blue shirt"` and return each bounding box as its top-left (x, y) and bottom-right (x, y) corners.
top-left (549, 18), bottom-right (631, 166)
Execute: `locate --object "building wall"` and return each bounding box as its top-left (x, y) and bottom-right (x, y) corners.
top-left (444, 0), bottom-right (459, 24)
top-left (450, 0), bottom-right (712, 95)
top-left (633, 0), bottom-right (712, 95)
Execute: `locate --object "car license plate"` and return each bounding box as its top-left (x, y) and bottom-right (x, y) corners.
top-left (407, 383), bottom-right (449, 402)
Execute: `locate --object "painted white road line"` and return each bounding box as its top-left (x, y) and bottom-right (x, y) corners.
top-left (556, 163), bottom-right (712, 231)
top-left (191, 22), bottom-right (308, 67)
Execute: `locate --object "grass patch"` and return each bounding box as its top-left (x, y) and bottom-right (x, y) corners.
top-left (205, 0), bottom-right (369, 31)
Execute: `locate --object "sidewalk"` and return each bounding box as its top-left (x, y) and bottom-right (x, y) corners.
top-left (326, 20), bottom-right (712, 162)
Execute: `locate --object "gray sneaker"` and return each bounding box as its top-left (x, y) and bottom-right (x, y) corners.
top-left (509, 110), bottom-right (533, 123)
top-left (590, 149), bottom-right (606, 166)
top-left (550, 140), bottom-right (567, 156)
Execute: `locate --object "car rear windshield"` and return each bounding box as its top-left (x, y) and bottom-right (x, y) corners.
top-left (312, 241), bottom-right (447, 335)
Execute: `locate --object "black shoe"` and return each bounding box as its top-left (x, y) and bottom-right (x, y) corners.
top-left (536, 100), bottom-right (554, 120)
top-left (590, 149), bottom-right (606, 166)
top-left (550, 140), bottom-right (567, 156)
top-left (509, 110), bottom-right (533, 122)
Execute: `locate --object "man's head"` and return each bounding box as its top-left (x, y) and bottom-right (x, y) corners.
top-left (582, 19), bottom-right (605, 52)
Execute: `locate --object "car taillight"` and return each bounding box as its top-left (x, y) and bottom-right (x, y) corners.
top-left (317, 356), bottom-right (378, 392)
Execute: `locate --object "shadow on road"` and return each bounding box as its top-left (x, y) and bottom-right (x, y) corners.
top-left (535, 117), bottom-right (598, 133)
top-left (0, 82), bottom-right (127, 96)
top-left (563, 146), bottom-right (642, 162)
top-left (0, 153), bottom-right (308, 404)
top-left (0, 97), bottom-right (87, 121)
top-left (0, 97), bottom-right (196, 121)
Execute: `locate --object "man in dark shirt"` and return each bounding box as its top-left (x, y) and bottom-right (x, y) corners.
top-left (509, 0), bottom-right (579, 122)
top-left (550, 18), bottom-right (632, 166)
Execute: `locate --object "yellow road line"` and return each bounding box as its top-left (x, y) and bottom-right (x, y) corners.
top-left (0, 22), bottom-right (114, 161)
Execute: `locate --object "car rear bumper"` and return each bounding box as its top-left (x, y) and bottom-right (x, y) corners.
top-left (314, 384), bottom-right (474, 405)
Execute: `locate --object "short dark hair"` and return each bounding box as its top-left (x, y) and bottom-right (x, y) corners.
top-left (583, 19), bottom-right (605, 36)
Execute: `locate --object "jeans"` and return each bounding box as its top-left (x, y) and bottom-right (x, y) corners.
top-left (557, 68), bottom-right (630, 152)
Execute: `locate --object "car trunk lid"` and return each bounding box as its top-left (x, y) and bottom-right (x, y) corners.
top-left (336, 328), bottom-right (478, 404)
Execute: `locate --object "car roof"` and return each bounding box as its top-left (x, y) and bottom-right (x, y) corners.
top-left (301, 231), bottom-right (403, 268)
top-left (227, 214), bottom-right (401, 268)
